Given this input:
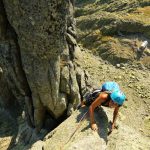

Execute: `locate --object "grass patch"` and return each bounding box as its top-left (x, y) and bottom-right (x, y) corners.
top-left (76, 0), bottom-right (150, 65)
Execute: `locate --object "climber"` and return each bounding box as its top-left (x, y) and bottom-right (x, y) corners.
top-left (79, 81), bottom-right (120, 108)
top-left (89, 90), bottom-right (126, 132)
top-left (78, 81), bottom-right (126, 132)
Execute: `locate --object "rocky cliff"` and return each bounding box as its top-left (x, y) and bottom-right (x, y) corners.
top-left (0, 0), bottom-right (150, 150)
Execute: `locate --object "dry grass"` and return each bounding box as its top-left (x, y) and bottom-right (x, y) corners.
top-left (124, 6), bottom-right (150, 24)
top-left (76, 1), bottom-right (150, 65)
top-left (136, 6), bottom-right (150, 16)
top-left (101, 36), bottom-right (116, 43)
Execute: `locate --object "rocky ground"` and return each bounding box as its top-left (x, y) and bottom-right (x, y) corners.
top-left (1, 48), bottom-right (149, 150)
top-left (40, 49), bottom-right (150, 150)
top-left (0, 0), bottom-right (150, 149)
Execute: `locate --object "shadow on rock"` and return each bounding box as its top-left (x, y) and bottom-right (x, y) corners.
top-left (77, 106), bottom-right (110, 143)
top-left (95, 107), bottom-right (110, 143)
top-left (0, 108), bottom-right (19, 150)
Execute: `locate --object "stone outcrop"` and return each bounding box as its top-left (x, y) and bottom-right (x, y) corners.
top-left (0, 0), bottom-right (90, 135)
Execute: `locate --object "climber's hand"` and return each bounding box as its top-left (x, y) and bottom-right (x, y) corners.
top-left (91, 123), bottom-right (98, 131)
top-left (108, 122), bottom-right (118, 135)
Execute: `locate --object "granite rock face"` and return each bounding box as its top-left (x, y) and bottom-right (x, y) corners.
top-left (0, 0), bottom-right (89, 133)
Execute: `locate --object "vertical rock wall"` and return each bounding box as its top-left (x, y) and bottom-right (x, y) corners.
top-left (0, 0), bottom-right (89, 131)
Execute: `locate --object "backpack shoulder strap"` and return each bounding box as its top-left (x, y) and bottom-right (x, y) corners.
top-left (101, 92), bottom-right (111, 106)
top-left (104, 90), bottom-right (112, 94)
